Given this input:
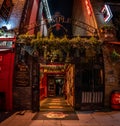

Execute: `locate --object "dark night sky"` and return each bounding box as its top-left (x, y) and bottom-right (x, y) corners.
top-left (46, 0), bottom-right (120, 38)
top-left (47, 0), bottom-right (73, 17)
top-left (104, 0), bottom-right (120, 2)
top-left (46, 0), bottom-right (73, 37)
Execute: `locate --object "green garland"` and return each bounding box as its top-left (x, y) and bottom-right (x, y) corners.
top-left (16, 33), bottom-right (104, 62)
top-left (17, 33), bottom-right (103, 52)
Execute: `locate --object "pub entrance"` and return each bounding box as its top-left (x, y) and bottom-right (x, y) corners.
top-left (39, 64), bottom-right (66, 101)
top-left (13, 47), bottom-right (104, 112)
top-left (37, 46), bottom-right (105, 111)
top-left (39, 54), bottom-right (105, 111)
top-left (14, 36), bottom-right (105, 112)
top-left (47, 75), bottom-right (64, 97)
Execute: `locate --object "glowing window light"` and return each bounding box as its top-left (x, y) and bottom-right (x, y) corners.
top-left (85, 0), bottom-right (92, 16)
top-left (101, 4), bottom-right (113, 22)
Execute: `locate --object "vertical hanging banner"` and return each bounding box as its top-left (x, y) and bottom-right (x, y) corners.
top-left (0, 0), bottom-right (14, 22)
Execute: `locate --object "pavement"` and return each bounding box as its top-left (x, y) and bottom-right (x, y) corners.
top-left (1, 97), bottom-right (120, 126)
top-left (0, 110), bottom-right (120, 126)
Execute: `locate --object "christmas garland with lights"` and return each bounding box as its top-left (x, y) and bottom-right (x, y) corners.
top-left (17, 32), bottom-right (103, 53)
top-left (17, 32), bottom-right (104, 63)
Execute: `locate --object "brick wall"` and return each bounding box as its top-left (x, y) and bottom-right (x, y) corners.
top-left (72, 0), bottom-right (98, 36)
top-left (13, 45), bottom-right (33, 110)
top-left (13, 87), bottom-right (32, 110)
top-left (102, 45), bottom-right (120, 107)
top-left (0, 0), bottom-right (26, 29)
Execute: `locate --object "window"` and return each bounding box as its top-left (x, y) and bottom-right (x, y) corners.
top-left (0, 0), bottom-right (14, 22)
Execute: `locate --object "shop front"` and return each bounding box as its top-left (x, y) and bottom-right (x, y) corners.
top-left (0, 30), bottom-right (16, 111)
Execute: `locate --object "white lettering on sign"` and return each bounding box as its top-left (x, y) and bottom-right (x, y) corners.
top-left (0, 32), bottom-right (15, 38)
top-left (0, 41), bottom-right (13, 48)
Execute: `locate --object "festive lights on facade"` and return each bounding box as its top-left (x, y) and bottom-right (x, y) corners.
top-left (85, 0), bottom-right (92, 16)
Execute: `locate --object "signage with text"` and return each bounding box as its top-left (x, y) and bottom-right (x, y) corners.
top-left (0, 41), bottom-right (13, 48)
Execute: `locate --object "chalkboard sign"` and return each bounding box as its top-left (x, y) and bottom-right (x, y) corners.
top-left (15, 62), bottom-right (30, 87)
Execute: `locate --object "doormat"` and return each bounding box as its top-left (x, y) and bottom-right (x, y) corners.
top-left (32, 111), bottom-right (79, 120)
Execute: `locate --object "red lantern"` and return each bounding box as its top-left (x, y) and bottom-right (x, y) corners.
top-left (111, 90), bottom-right (120, 110)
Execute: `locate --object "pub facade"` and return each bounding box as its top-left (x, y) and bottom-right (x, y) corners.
top-left (0, 0), bottom-right (120, 111)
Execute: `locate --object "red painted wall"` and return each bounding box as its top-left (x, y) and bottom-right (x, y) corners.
top-left (0, 51), bottom-right (15, 111)
top-left (40, 73), bottom-right (47, 100)
top-left (28, 0), bottom-right (40, 34)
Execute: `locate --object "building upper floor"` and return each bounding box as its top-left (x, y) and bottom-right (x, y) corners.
top-left (0, 0), bottom-right (120, 41)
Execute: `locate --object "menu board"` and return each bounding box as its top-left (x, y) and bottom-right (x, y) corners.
top-left (15, 62), bottom-right (30, 87)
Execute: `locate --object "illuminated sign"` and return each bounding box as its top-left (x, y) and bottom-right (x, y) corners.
top-left (101, 4), bottom-right (113, 22)
top-left (40, 64), bottom-right (65, 73)
top-left (0, 33), bottom-right (16, 51)
top-left (0, 41), bottom-right (13, 48)
top-left (0, 32), bottom-right (15, 38)
top-left (0, 39), bottom-right (15, 51)
top-left (85, 0), bottom-right (92, 16)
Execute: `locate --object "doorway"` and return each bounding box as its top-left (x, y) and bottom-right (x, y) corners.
top-left (38, 60), bottom-right (104, 111)
top-left (47, 75), bottom-right (64, 97)
top-left (33, 50), bottom-right (105, 111)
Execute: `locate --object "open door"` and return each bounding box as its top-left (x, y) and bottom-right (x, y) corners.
top-left (47, 75), bottom-right (64, 97)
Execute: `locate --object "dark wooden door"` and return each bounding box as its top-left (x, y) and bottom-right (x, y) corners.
top-left (32, 58), bottom-right (40, 112)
